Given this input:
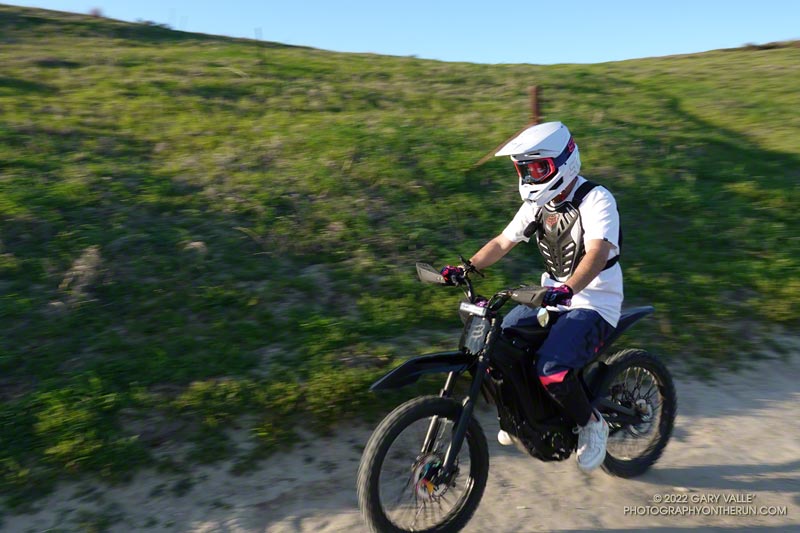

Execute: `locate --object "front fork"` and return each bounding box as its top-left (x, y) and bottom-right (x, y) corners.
top-left (421, 319), bottom-right (497, 479)
top-left (420, 371), bottom-right (458, 455)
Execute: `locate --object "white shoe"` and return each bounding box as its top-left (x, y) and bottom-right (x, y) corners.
top-left (574, 410), bottom-right (609, 472)
top-left (497, 430), bottom-right (513, 446)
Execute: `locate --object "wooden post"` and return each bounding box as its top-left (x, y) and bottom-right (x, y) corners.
top-left (530, 85), bottom-right (540, 125)
top-left (473, 85), bottom-right (543, 167)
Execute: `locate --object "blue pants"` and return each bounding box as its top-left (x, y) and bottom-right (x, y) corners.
top-left (502, 306), bottom-right (613, 425)
top-left (502, 306), bottom-right (613, 381)
top-left (502, 305), bottom-right (614, 426)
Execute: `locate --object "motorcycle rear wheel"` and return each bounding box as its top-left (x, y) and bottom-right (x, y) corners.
top-left (357, 396), bottom-right (489, 533)
top-left (599, 349), bottom-right (677, 478)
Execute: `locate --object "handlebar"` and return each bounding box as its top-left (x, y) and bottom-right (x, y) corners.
top-left (415, 262), bottom-right (547, 309)
top-left (459, 255), bottom-right (484, 278)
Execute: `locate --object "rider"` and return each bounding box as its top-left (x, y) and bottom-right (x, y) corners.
top-left (441, 121), bottom-right (622, 472)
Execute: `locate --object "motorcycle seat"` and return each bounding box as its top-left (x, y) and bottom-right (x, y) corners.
top-left (502, 306), bottom-right (655, 354)
top-left (502, 325), bottom-right (549, 346)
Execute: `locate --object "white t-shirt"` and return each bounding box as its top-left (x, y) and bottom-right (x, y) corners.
top-left (501, 176), bottom-right (623, 327)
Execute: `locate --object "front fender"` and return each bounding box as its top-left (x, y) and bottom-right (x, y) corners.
top-left (370, 351), bottom-right (473, 391)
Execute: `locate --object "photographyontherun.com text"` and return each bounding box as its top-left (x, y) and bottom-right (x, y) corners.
top-left (624, 492), bottom-right (789, 517)
top-left (624, 505), bottom-right (788, 517)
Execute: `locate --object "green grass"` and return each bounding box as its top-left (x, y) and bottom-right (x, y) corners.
top-left (1, 5), bottom-right (799, 508)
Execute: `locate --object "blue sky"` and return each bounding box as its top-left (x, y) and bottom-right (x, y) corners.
top-left (5, 0), bottom-right (800, 64)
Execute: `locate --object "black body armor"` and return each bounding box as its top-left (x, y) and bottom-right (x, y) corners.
top-left (523, 181), bottom-right (620, 282)
top-left (536, 201), bottom-right (585, 281)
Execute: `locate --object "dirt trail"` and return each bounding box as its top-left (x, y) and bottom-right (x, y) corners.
top-left (7, 340), bottom-right (800, 532)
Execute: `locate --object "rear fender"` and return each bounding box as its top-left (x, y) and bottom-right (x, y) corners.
top-left (598, 306), bottom-right (655, 357)
top-left (583, 306), bottom-right (656, 393)
top-left (370, 351), bottom-right (472, 391)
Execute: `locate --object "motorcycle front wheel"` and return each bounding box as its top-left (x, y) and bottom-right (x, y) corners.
top-left (357, 396), bottom-right (489, 533)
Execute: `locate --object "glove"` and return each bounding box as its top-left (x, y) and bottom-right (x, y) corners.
top-left (440, 265), bottom-right (464, 285)
top-left (542, 284), bottom-right (573, 307)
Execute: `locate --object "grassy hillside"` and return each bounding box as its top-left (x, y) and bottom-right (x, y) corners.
top-left (1, 5), bottom-right (798, 507)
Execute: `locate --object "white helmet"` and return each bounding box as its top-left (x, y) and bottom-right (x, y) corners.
top-left (495, 121), bottom-right (581, 206)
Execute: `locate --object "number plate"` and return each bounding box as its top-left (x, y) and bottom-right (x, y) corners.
top-left (459, 301), bottom-right (487, 317)
top-left (460, 315), bottom-right (489, 355)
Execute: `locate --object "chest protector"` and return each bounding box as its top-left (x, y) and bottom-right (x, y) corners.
top-left (523, 181), bottom-right (620, 282)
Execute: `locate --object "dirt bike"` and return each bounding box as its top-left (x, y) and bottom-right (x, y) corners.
top-left (357, 260), bottom-right (676, 533)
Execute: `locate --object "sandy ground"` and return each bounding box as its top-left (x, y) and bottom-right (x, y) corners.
top-left (7, 338), bottom-right (800, 533)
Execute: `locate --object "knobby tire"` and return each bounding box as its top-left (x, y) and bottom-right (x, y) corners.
top-left (357, 396), bottom-right (489, 533)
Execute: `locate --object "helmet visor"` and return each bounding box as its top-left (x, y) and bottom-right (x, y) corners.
top-left (514, 158), bottom-right (557, 184)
